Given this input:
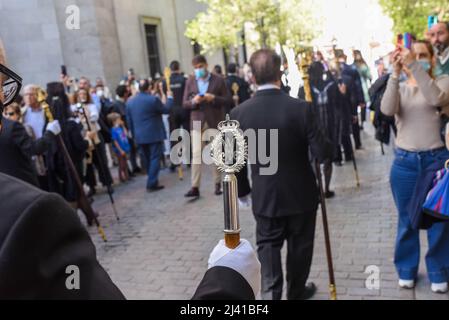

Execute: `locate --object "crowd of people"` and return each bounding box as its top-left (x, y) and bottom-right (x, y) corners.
top-left (1, 19), bottom-right (449, 300)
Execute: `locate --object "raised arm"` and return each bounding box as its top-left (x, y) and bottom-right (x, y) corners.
top-left (410, 61), bottom-right (449, 107)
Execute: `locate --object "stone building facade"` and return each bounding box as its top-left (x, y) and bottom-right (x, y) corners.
top-left (0, 0), bottom-right (225, 88)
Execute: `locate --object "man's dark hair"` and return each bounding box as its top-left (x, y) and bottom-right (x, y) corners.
top-left (249, 49), bottom-right (282, 85)
top-left (139, 79), bottom-right (150, 93)
top-left (116, 85), bottom-right (128, 98)
top-left (334, 49), bottom-right (346, 59)
top-left (227, 63), bottom-right (237, 74)
top-left (170, 60), bottom-right (180, 72)
top-left (192, 55), bottom-right (207, 66)
top-left (214, 65), bottom-right (223, 75)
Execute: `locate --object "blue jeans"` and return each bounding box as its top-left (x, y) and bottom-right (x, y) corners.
top-left (139, 143), bottom-right (162, 189)
top-left (390, 147), bottom-right (449, 283)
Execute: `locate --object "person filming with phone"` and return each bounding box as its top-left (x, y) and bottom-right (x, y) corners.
top-left (381, 38), bottom-right (449, 294)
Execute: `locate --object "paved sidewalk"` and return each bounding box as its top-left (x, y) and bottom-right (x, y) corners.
top-left (87, 127), bottom-right (449, 300)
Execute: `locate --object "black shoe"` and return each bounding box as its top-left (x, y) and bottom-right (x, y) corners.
top-left (87, 188), bottom-right (96, 197)
top-left (170, 164), bottom-right (177, 173)
top-left (185, 187), bottom-right (200, 198)
top-left (87, 211), bottom-right (99, 227)
top-left (132, 167), bottom-right (142, 174)
top-left (299, 282), bottom-right (317, 300)
top-left (215, 184), bottom-right (223, 196)
top-left (334, 161), bottom-right (343, 167)
top-left (107, 185), bottom-right (114, 195)
top-left (147, 185), bottom-right (165, 193)
top-left (325, 190), bottom-right (336, 199)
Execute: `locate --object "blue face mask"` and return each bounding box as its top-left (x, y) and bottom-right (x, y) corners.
top-left (418, 60), bottom-right (432, 72)
top-left (195, 68), bottom-right (206, 79)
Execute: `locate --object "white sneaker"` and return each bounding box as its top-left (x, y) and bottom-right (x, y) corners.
top-left (431, 282), bottom-right (449, 294)
top-left (398, 279), bottom-right (415, 289)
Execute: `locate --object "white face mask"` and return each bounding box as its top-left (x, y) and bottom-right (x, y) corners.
top-left (97, 89), bottom-right (105, 98)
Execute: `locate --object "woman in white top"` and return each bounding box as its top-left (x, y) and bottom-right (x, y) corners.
top-left (381, 40), bottom-right (449, 294)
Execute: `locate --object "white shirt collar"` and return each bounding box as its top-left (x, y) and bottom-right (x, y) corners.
top-left (257, 84), bottom-right (280, 91)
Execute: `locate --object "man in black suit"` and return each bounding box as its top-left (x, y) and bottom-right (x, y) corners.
top-left (225, 63), bottom-right (251, 113)
top-left (231, 49), bottom-right (333, 300)
top-left (162, 60), bottom-right (190, 172)
top-left (336, 50), bottom-right (365, 151)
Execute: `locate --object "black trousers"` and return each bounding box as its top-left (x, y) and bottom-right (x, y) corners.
top-left (335, 134), bottom-right (354, 163)
top-left (255, 212), bottom-right (317, 300)
top-left (169, 106), bottom-right (191, 147)
top-left (85, 135), bottom-right (113, 188)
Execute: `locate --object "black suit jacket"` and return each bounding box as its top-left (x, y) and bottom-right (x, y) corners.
top-left (231, 89), bottom-right (332, 218)
top-left (0, 173), bottom-right (125, 299)
top-left (193, 267), bottom-right (255, 300)
top-left (226, 75), bottom-right (251, 107)
top-left (0, 118), bottom-right (54, 187)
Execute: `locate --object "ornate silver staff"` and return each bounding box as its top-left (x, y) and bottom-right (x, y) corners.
top-left (211, 115), bottom-right (247, 249)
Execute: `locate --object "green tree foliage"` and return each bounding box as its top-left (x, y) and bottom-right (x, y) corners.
top-left (185, 0), bottom-right (322, 54)
top-left (379, 0), bottom-right (449, 38)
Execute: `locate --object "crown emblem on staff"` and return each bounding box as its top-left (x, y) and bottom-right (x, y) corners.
top-left (217, 114), bottom-right (240, 131)
top-left (211, 114), bottom-right (247, 174)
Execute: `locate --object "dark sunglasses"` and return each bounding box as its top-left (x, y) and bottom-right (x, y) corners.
top-left (5, 112), bottom-right (16, 117)
top-left (0, 64), bottom-right (23, 107)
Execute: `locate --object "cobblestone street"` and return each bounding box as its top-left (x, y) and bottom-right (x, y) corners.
top-left (87, 127), bottom-right (449, 300)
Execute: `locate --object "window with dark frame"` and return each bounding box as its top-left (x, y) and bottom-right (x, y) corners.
top-left (144, 24), bottom-right (161, 79)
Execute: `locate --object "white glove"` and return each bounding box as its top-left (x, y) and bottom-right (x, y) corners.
top-left (46, 120), bottom-right (61, 136)
top-left (208, 239), bottom-right (261, 298)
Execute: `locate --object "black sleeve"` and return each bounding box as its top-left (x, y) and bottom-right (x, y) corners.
top-left (12, 121), bottom-right (54, 156)
top-left (303, 102), bottom-right (333, 162)
top-left (192, 267), bottom-right (255, 300)
top-left (353, 70), bottom-right (366, 105)
top-left (0, 192), bottom-right (125, 300)
top-left (298, 86), bottom-right (305, 100)
top-left (68, 124), bottom-right (88, 154)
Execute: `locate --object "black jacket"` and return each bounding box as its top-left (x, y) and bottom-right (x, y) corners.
top-left (341, 63), bottom-right (365, 107)
top-left (163, 73), bottom-right (187, 108)
top-left (226, 75), bottom-right (251, 109)
top-left (231, 89), bottom-right (333, 218)
top-left (0, 118), bottom-right (54, 187)
top-left (193, 267), bottom-right (255, 300)
top-left (0, 173), bottom-right (125, 299)
top-left (369, 74), bottom-right (397, 144)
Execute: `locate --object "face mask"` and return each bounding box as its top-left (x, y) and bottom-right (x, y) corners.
top-left (418, 59), bottom-right (432, 72)
top-left (97, 89), bottom-right (104, 98)
top-left (195, 68), bottom-right (206, 79)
